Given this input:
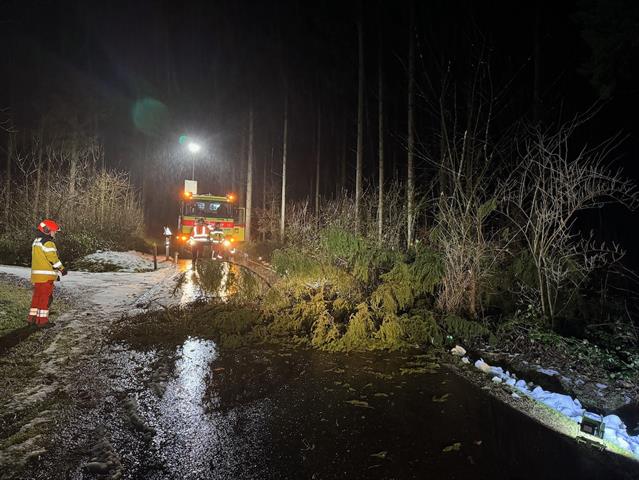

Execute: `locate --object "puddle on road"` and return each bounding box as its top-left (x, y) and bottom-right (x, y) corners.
top-left (176, 261), bottom-right (240, 305)
top-left (154, 338), bottom-right (222, 473)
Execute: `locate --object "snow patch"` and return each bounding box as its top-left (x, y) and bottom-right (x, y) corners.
top-left (470, 355), bottom-right (639, 459)
top-left (78, 250), bottom-right (161, 272)
top-left (450, 345), bottom-right (467, 356)
top-left (474, 359), bottom-right (492, 374)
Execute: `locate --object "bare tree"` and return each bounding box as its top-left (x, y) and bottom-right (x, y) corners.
top-left (355, 17), bottom-right (365, 233)
top-left (280, 92), bottom-right (289, 240)
top-left (506, 120), bottom-right (638, 329)
top-left (315, 101), bottom-right (321, 216)
top-left (377, 8), bottom-right (385, 245)
top-left (245, 105), bottom-right (254, 242)
top-left (406, 0), bottom-right (416, 247)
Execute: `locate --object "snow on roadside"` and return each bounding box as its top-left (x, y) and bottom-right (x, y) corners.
top-left (77, 250), bottom-right (167, 273)
top-left (450, 346), bottom-right (639, 459)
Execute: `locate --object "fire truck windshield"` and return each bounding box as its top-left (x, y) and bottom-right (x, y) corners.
top-left (185, 200), bottom-right (233, 218)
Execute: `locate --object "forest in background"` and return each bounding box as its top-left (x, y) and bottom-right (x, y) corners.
top-left (1, 1), bottom-right (639, 351)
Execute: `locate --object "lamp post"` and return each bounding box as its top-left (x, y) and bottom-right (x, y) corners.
top-left (187, 142), bottom-right (201, 180)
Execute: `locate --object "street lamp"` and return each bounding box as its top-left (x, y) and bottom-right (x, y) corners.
top-left (186, 142), bottom-right (201, 180)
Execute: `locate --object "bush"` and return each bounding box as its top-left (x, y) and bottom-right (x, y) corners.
top-left (442, 314), bottom-right (492, 344)
top-left (0, 230), bottom-right (32, 266)
top-left (271, 247), bottom-right (323, 277)
top-left (240, 240), bottom-right (283, 263)
top-left (58, 231), bottom-right (115, 262)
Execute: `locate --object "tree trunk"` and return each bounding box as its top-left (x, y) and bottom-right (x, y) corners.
top-left (280, 93), bottom-right (288, 240)
top-left (69, 134), bottom-right (78, 198)
top-left (45, 147), bottom-right (52, 218)
top-left (532, 0), bottom-right (542, 124)
top-left (355, 18), bottom-right (365, 233)
top-left (33, 127), bottom-right (45, 223)
top-left (4, 134), bottom-right (14, 226)
top-left (340, 115), bottom-right (347, 195)
top-left (315, 102), bottom-right (321, 216)
top-left (262, 146), bottom-right (271, 241)
top-left (377, 12), bottom-right (384, 244)
top-left (407, 0), bottom-right (416, 247)
top-left (245, 106), bottom-right (254, 242)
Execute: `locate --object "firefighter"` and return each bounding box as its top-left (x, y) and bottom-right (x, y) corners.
top-left (190, 217), bottom-right (210, 267)
top-left (28, 219), bottom-right (67, 327)
top-left (209, 222), bottom-right (225, 259)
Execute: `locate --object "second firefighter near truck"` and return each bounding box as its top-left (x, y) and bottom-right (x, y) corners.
top-left (190, 217), bottom-right (210, 266)
top-left (28, 219), bottom-right (68, 327)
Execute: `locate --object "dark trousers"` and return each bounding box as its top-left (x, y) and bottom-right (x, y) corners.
top-left (192, 242), bottom-right (205, 265)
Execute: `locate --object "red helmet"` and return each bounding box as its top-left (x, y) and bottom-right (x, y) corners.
top-left (38, 219), bottom-right (61, 235)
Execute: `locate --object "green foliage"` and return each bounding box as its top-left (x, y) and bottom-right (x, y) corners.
top-left (311, 311), bottom-right (341, 348)
top-left (402, 309), bottom-right (443, 346)
top-left (208, 307), bottom-right (259, 336)
top-left (272, 248), bottom-right (323, 277)
top-left (194, 259), bottom-right (226, 293)
top-left (320, 227), bottom-right (367, 266)
top-left (442, 314), bottom-right (491, 343)
top-left (370, 246), bottom-right (443, 316)
top-left (371, 263), bottom-right (414, 315)
top-left (339, 303), bottom-right (376, 350)
top-left (0, 230), bottom-right (33, 266)
top-left (477, 197), bottom-right (498, 222)
top-left (319, 227), bottom-right (399, 283)
top-left (59, 231), bottom-right (115, 262)
top-left (411, 246), bottom-right (444, 296)
top-left (376, 314), bottom-right (405, 350)
top-left (240, 240), bottom-right (283, 263)
top-left (0, 280), bottom-right (32, 335)
top-left (250, 228), bottom-right (452, 351)
top-left (0, 227), bottom-right (148, 266)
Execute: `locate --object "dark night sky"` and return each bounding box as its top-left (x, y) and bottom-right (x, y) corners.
top-left (2, 0), bottom-right (639, 259)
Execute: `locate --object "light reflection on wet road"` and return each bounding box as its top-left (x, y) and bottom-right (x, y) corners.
top-left (155, 338), bottom-right (219, 477)
top-left (177, 261), bottom-right (237, 305)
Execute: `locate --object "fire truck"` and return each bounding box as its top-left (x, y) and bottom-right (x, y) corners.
top-left (175, 180), bottom-right (245, 256)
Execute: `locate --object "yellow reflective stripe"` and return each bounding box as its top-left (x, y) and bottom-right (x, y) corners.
top-left (37, 309), bottom-right (49, 317)
top-left (29, 308), bottom-right (38, 315)
top-left (32, 270), bottom-right (58, 276)
top-left (32, 241), bottom-right (56, 251)
top-left (52, 261), bottom-right (62, 268)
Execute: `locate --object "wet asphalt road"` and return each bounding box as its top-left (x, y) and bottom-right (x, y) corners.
top-left (16, 334), bottom-right (639, 480)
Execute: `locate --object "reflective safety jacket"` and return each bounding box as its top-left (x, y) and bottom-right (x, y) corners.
top-left (31, 234), bottom-right (65, 283)
top-left (190, 225), bottom-right (210, 243)
top-left (210, 228), bottom-right (225, 244)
